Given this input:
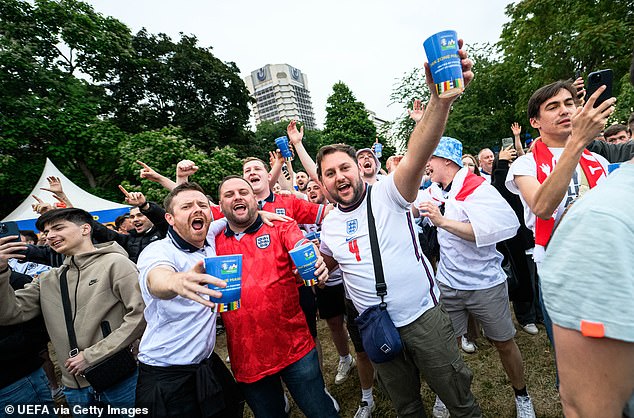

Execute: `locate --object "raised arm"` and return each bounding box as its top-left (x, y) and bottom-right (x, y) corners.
top-left (137, 160), bottom-right (177, 191)
top-left (511, 123), bottom-right (526, 157)
top-left (175, 159), bottom-right (199, 186)
top-left (118, 185), bottom-right (168, 234)
top-left (40, 176), bottom-right (73, 208)
top-left (287, 120), bottom-right (320, 183)
top-left (407, 99), bottom-right (426, 124)
top-left (394, 39), bottom-right (474, 202)
top-left (268, 150), bottom-right (284, 188)
top-left (515, 87), bottom-right (615, 219)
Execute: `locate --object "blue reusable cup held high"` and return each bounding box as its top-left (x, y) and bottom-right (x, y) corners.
top-left (423, 30), bottom-right (464, 98)
top-left (205, 255), bottom-right (242, 312)
top-left (373, 142), bottom-right (383, 159)
top-left (275, 136), bottom-right (293, 160)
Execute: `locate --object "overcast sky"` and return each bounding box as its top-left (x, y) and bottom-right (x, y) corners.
top-left (84, 0), bottom-right (514, 128)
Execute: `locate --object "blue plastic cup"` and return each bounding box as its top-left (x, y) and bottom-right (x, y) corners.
top-left (205, 255), bottom-right (242, 312)
top-left (423, 30), bottom-right (464, 98)
top-left (373, 142), bottom-right (383, 158)
top-left (275, 136), bottom-right (293, 160)
top-left (289, 242), bottom-right (319, 286)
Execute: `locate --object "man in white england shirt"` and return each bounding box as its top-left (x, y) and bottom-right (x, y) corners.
top-left (316, 42), bottom-right (482, 418)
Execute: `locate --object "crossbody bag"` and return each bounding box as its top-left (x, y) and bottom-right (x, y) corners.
top-left (60, 268), bottom-right (137, 392)
top-left (354, 185), bottom-right (403, 363)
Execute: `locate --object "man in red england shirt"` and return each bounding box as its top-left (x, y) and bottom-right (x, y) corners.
top-left (215, 175), bottom-right (339, 418)
top-left (243, 156), bottom-right (328, 370)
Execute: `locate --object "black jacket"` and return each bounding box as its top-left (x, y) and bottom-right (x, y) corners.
top-left (587, 140), bottom-right (634, 163)
top-left (24, 201), bottom-right (168, 266)
top-left (0, 271), bottom-right (49, 388)
top-left (90, 201), bottom-right (168, 263)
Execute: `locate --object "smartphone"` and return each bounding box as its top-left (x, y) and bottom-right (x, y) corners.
top-left (501, 137), bottom-right (514, 149)
top-left (0, 221), bottom-right (21, 243)
top-left (585, 69), bottom-right (613, 107)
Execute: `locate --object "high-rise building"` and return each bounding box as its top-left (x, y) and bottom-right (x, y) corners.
top-left (244, 64), bottom-right (317, 130)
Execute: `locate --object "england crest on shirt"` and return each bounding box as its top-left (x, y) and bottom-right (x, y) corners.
top-left (256, 234), bottom-right (270, 249)
top-left (275, 208), bottom-right (286, 216)
top-left (346, 219), bottom-right (358, 235)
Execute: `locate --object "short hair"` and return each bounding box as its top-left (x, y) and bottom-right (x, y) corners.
top-left (163, 182), bottom-right (207, 214)
top-left (218, 175), bottom-right (254, 197)
top-left (527, 80), bottom-right (577, 120)
top-left (604, 124), bottom-right (628, 139)
top-left (316, 143), bottom-right (357, 179)
top-left (19, 230), bottom-right (38, 244)
top-left (35, 208), bottom-right (94, 232)
top-left (627, 112), bottom-right (634, 132)
top-left (114, 214), bottom-right (130, 229)
top-left (242, 157), bottom-right (269, 171)
top-left (477, 148), bottom-right (492, 161)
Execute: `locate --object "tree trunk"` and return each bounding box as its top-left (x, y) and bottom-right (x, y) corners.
top-left (76, 159), bottom-right (97, 189)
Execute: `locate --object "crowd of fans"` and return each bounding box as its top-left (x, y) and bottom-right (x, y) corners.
top-left (1, 41), bottom-right (634, 418)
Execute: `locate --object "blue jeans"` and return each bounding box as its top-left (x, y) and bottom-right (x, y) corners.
top-left (239, 349), bottom-right (339, 418)
top-left (0, 367), bottom-right (55, 418)
top-left (63, 369), bottom-right (138, 417)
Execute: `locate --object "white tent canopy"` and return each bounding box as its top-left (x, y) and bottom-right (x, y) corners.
top-left (3, 158), bottom-right (130, 231)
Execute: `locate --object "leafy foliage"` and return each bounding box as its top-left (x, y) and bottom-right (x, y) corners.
top-left (323, 82), bottom-right (377, 151)
top-left (388, 0), bottom-right (634, 156)
top-left (116, 127), bottom-right (243, 204)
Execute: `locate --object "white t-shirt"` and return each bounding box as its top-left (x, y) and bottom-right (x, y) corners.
top-left (505, 148), bottom-right (609, 233)
top-left (415, 168), bottom-right (519, 290)
top-left (136, 220), bottom-right (226, 367)
top-left (320, 174), bottom-right (439, 327)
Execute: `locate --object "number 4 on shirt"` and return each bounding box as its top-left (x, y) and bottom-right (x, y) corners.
top-left (348, 239), bottom-right (361, 262)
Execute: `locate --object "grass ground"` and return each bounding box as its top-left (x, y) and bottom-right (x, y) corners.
top-left (51, 312), bottom-right (562, 417)
top-left (214, 317), bottom-right (563, 418)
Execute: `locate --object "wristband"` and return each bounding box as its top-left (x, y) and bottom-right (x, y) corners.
top-left (0, 265), bottom-right (10, 275)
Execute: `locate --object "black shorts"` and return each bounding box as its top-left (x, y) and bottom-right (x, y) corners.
top-left (299, 285), bottom-right (317, 338)
top-left (315, 283), bottom-right (346, 320)
top-left (345, 298), bottom-right (364, 353)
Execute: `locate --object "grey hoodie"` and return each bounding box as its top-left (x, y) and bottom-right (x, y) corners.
top-left (0, 242), bottom-right (146, 389)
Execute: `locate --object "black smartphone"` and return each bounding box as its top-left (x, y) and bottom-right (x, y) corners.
top-left (585, 69), bottom-right (613, 107)
top-left (0, 221), bottom-right (21, 243)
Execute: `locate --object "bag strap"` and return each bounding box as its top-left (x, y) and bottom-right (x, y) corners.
top-left (59, 267), bottom-right (80, 357)
top-left (366, 185), bottom-right (387, 308)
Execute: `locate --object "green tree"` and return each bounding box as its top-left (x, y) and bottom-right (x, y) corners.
top-left (108, 29), bottom-right (252, 150)
top-left (116, 127), bottom-right (243, 204)
top-left (498, 0), bottom-right (634, 116)
top-left (0, 0), bottom-right (133, 214)
top-left (323, 82), bottom-right (377, 151)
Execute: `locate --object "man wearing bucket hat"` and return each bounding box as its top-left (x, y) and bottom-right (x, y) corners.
top-left (416, 137), bottom-right (536, 418)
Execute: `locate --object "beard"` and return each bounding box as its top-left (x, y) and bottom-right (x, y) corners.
top-left (223, 204), bottom-right (258, 229)
top-left (328, 176), bottom-right (365, 208)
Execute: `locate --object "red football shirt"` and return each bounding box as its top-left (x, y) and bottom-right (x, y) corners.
top-left (215, 216), bottom-right (314, 383)
top-left (260, 192), bottom-right (325, 225)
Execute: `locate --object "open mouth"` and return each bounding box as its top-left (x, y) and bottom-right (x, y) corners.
top-left (191, 218), bottom-right (205, 231)
top-left (363, 162), bottom-right (372, 169)
top-left (249, 176), bottom-right (260, 185)
top-left (337, 182), bottom-right (351, 194)
top-left (50, 240), bottom-right (63, 249)
top-left (233, 203), bottom-right (247, 215)
top-left (309, 193), bottom-right (317, 200)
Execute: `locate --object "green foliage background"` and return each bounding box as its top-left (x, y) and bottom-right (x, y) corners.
top-left (1, 0), bottom-right (633, 217)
